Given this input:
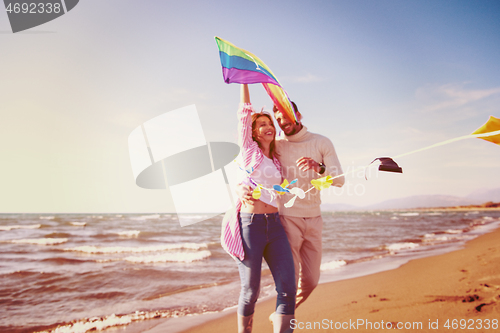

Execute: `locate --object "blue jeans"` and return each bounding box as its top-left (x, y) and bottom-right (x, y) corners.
top-left (237, 212), bottom-right (296, 316)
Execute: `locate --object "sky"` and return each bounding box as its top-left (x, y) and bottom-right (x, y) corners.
top-left (1, 0), bottom-right (499, 213)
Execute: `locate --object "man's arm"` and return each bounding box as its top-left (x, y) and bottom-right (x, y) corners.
top-left (296, 157), bottom-right (323, 173)
top-left (295, 139), bottom-right (344, 187)
top-left (320, 138), bottom-right (344, 187)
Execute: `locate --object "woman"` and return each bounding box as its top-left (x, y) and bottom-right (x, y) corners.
top-left (229, 84), bottom-right (296, 333)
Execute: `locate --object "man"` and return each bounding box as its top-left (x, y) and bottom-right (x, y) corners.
top-left (239, 102), bottom-right (344, 309)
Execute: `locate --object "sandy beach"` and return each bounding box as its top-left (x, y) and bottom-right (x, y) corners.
top-left (148, 225), bottom-right (500, 333)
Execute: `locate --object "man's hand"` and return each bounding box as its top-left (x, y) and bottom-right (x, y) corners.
top-left (236, 183), bottom-right (255, 207)
top-left (296, 157), bottom-right (321, 173)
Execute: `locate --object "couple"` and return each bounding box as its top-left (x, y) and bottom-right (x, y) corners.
top-left (223, 84), bottom-right (344, 333)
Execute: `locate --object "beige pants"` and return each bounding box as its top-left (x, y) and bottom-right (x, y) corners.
top-left (279, 215), bottom-right (323, 308)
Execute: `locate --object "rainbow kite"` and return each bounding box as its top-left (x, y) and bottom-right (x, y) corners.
top-left (215, 36), bottom-right (299, 124)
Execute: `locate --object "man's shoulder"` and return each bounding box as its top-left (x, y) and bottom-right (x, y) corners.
top-left (307, 130), bottom-right (333, 144)
top-left (275, 132), bottom-right (286, 145)
top-left (275, 129), bottom-right (332, 144)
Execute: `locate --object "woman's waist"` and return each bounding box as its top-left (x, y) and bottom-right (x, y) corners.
top-left (240, 211), bottom-right (280, 219)
top-left (239, 199), bottom-right (278, 214)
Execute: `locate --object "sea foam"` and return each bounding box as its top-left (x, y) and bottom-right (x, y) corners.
top-left (320, 260), bottom-right (347, 271)
top-left (117, 230), bottom-right (140, 237)
top-left (0, 224), bottom-right (41, 231)
top-left (386, 242), bottom-right (419, 251)
top-left (64, 243), bottom-right (208, 254)
top-left (130, 214), bottom-right (161, 221)
top-left (398, 212), bottom-right (420, 217)
top-left (35, 311), bottom-right (167, 333)
top-left (10, 238), bottom-right (68, 245)
top-left (125, 250), bottom-right (211, 263)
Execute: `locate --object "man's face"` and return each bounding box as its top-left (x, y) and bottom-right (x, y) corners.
top-left (273, 106), bottom-right (302, 136)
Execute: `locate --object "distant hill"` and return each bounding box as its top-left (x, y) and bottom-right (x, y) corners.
top-left (320, 203), bottom-right (358, 211)
top-left (321, 187), bottom-right (500, 211)
top-left (363, 195), bottom-right (482, 210)
top-left (466, 188), bottom-right (500, 202)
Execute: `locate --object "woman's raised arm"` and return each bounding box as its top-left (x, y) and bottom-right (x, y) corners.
top-left (241, 84), bottom-right (250, 104)
top-left (237, 84), bottom-right (254, 149)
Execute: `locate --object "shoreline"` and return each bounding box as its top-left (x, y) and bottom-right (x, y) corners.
top-left (393, 206), bottom-right (500, 212)
top-left (334, 207), bottom-right (500, 213)
top-left (116, 222), bottom-right (500, 333)
top-left (324, 201), bottom-right (500, 213)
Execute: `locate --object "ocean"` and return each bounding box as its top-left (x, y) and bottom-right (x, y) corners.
top-left (1, 210), bottom-right (500, 333)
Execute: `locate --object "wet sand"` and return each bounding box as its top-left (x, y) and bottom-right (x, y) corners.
top-left (172, 226), bottom-right (500, 332)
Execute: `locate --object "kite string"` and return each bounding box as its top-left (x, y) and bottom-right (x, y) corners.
top-left (394, 130), bottom-right (500, 159)
top-left (394, 134), bottom-right (473, 159)
top-left (326, 129), bottom-right (500, 182)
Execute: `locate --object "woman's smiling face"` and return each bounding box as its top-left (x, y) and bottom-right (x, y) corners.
top-left (252, 114), bottom-right (276, 144)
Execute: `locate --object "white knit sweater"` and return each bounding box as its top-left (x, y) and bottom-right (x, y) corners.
top-left (275, 126), bottom-right (344, 217)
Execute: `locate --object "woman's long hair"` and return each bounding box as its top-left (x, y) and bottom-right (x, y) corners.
top-left (251, 113), bottom-right (278, 158)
